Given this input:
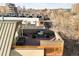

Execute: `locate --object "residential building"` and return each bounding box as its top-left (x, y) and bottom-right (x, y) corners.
top-left (0, 3), bottom-right (17, 16)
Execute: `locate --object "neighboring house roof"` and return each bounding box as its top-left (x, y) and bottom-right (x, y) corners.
top-left (0, 20), bottom-right (21, 56)
top-left (21, 24), bottom-right (45, 29)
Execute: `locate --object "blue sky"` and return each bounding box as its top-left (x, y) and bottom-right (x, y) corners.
top-left (15, 3), bottom-right (72, 9)
top-left (0, 3), bottom-right (72, 9)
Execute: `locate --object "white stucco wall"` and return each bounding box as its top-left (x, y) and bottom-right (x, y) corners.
top-left (10, 48), bottom-right (44, 56)
top-left (0, 17), bottom-right (39, 24)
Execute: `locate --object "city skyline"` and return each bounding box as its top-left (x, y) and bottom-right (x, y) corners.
top-left (0, 3), bottom-right (72, 9)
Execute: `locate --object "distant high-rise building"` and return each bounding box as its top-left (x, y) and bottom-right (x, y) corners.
top-left (5, 3), bottom-right (17, 16)
top-left (0, 3), bottom-right (17, 16)
top-left (0, 6), bottom-right (6, 15)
